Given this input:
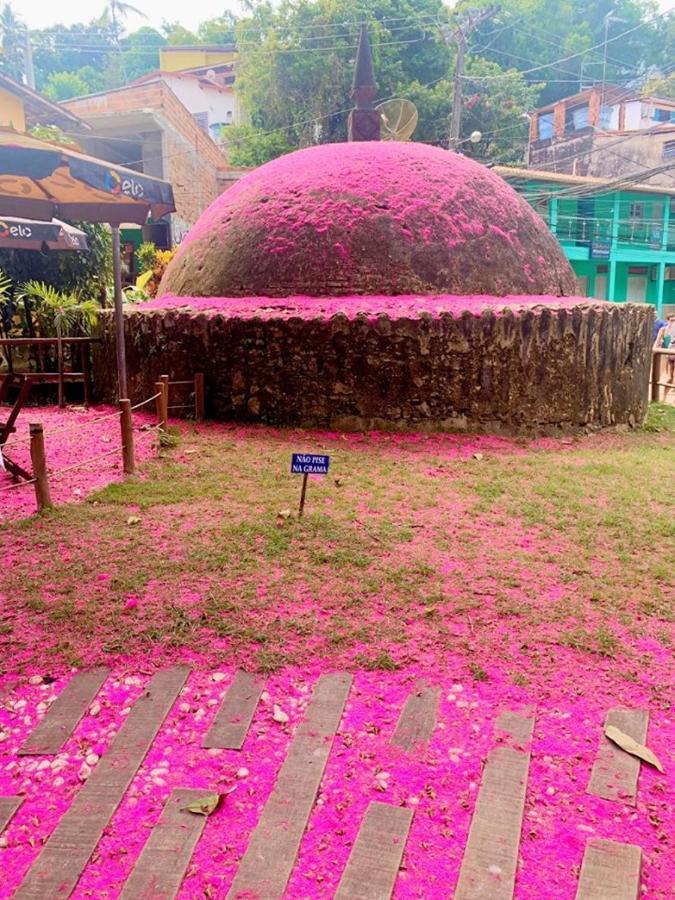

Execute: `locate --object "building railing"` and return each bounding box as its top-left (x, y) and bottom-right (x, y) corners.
top-left (554, 214), bottom-right (669, 250)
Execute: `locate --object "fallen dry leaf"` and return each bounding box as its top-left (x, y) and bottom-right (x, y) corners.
top-left (182, 793), bottom-right (221, 816)
top-left (126, 515), bottom-right (141, 526)
top-left (473, 452), bottom-right (484, 460)
top-left (605, 725), bottom-right (664, 772)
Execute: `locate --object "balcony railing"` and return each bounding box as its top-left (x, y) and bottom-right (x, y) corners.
top-left (554, 215), bottom-right (668, 249)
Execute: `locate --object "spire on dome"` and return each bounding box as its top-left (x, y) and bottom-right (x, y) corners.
top-left (348, 23), bottom-right (381, 141)
top-left (351, 23), bottom-right (377, 108)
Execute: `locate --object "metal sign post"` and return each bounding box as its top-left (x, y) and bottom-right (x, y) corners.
top-left (291, 453), bottom-right (331, 517)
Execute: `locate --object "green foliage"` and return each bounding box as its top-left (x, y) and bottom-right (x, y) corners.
top-left (43, 71), bottom-right (90, 101)
top-left (121, 26), bottom-right (166, 80)
top-left (137, 241), bottom-right (158, 274)
top-left (0, 3), bottom-right (24, 81)
top-left (644, 71), bottom-right (675, 101)
top-left (16, 281), bottom-right (99, 336)
top-left (224, 124), bottom-right (293, 167)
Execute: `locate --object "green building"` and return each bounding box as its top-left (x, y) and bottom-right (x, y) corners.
top-left (497, 167), bottom-right (675, 317)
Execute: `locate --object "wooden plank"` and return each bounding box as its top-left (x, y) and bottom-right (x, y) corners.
top-left (226, 672), bottom-right (352, 900)
top-left (391, 683), bottom-right (440, 752)
top-left (19, 669), bottom-right (109, 756)
top-left (454, 710), bottom-right (534, 900)
top-left (203, 670), bottom-right (263, 750)
top-left (15, 666), bottom-right (189, 900)
top-left (587, 709), bottom-right (648, 804)
top-left (335, 801), bottom-right (413, 900)
top-left (119, 788), bottom-right (211, 900)
top-left (0, 796), bottom-right (23, 834)
top-left (576, 839), bottom-right (642, 900)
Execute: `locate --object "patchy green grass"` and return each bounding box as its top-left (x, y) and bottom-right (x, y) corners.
top-left (1, 411), bottom-right (672, 675)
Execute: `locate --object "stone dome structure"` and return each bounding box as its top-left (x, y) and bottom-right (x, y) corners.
top-left (159, 141), bottom-right (576, 299)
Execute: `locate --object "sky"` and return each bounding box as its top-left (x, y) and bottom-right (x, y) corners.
top-left (13, 1), bottom-right (675, 33)
top-left (18, 2), bottom-right (244, 33)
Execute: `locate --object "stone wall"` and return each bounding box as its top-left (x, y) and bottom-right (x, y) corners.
top-left (94, 299), bottom-right (653, 434)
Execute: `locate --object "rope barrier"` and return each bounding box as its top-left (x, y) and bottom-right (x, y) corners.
top-left (130, 392), bottom-right (161, 411)
top-left (47, 446), bottom-right (123, 479)
top-left (167, 404), bottom-right (194, 411)
top-left (169, 380), bottom-right (194, 387)
top-left (0, 476), bottom-right (36, 493)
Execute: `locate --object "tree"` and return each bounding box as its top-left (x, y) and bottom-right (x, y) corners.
top-left (224, 124), bottom-right (293, 167)
top-left (644, 71), bottom-right (675, 101)
top-left (233, 0), bottom-right (452, 152)
top-left (0, 3), bottom-right (25, 81)
top-left (452, 0), bottom-right (669, 106)
top-left (32, 22), bottom-right (115, 90)
top-left (98, 0), bottom-right (146, 46)
top-left (43, 71), bottom-right (90, 101)
top-left (121, 26), bottom-right (166, 80)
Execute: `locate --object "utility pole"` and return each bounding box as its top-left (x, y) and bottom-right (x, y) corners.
top-left (444, 5), bottom-right (499, 151)
top-left (23, 29), bottom-right (35, 89)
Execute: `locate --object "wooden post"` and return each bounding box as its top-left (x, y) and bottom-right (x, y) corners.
top-left (652, 350), bottom-right (661, 402)
top-left (82, 341), bottom-right (92, 407)
top-left (155, 376), bottom-right (169, 430)
top-left (119, 399), bottom-right (135, 475)
top-left (29, 423), bottom-right (52, 512)
top-left (194, 372), bottom-right (205, 422)
top-left (56, 324), bottom-right (65, 409)
top-left (160, 375), bottom-right (169, 429)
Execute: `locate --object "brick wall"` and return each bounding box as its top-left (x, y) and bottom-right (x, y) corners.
top-left (64, 82), bottom-right (236, 236)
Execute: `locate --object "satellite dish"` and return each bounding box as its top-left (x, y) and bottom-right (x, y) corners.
top-left (377, 99), bottom-right (418, 141)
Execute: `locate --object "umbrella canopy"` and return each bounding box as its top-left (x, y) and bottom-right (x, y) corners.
top-left (0, 129), bottom-right (175, 225)
top-left (0, 216), bottom-right (88, 251)
top-left (0, 128), bottom-right (176, 400)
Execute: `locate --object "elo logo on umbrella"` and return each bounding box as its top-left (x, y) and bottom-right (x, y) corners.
top-left (105, 169), bottom-right (122, 195)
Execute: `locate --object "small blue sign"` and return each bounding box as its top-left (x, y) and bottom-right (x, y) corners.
top-left (291, 453), bottom-right (330, 475)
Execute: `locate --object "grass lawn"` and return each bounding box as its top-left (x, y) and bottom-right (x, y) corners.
top-left (1, 405), bottom-right (672, 680)
top-left (0, 405), bottom-right (672, 898)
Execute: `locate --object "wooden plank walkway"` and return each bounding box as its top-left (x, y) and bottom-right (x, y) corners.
top-left (119, 788), bottom-right (212, 900)
top-left (335, 801), bottom-right (413, 900)
top-left (14, 667), bottom-right (189, 900)
top-left (576, 839), bottom-right (642, 900)
top-left (454, 710), bottom-right (534, 900)
top-left (203, 670), bottom-right (263, 750)
top-left (587, 709), bottom-right (648, 804)
top-left (0, 796), bottom-right (22, 834)
top-left (226, 672), bottom-right (352, 900)
top-left (391, 683), bottom-right (440, 752)
top-left (19, 669), bottom-right (109, 755)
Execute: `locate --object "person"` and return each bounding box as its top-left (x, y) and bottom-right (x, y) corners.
top-left (653, 317), bottom-right (666, 342)
top-left (653, 313), bottom-right (675, 386)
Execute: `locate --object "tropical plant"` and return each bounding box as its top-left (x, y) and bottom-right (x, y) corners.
top-left (17, 282), bottom-right (99, 337)
top-left (137, 241), bottom-right (158, 273)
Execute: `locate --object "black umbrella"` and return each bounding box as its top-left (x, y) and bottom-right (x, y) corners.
top-left (0, 216), bottom-right (88, 251)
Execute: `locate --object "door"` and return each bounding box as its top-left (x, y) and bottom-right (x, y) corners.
top-left (575, 275), bottom-right (589, 296)
top-left (626, 276), bottom-right (647, 301)
top-left (593, 275), bottom-right (607, 300)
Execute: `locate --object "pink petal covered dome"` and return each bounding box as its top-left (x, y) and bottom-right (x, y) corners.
top-left (159, 141), bottom-right (576, 299)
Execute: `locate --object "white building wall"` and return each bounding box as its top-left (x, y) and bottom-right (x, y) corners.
top-left (163, 75), bottom-right (238, 138)
top-left (623, 101), bottom-right (642, 131)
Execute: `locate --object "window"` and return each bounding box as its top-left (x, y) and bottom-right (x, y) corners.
top-left (565, 103), bottom-right (589, 133)
top-left (538, 111), bottom-right (554, 140)
top-left (599, 105), bottom-right (612, 129)
top-left (192, 112), bottom-right (209, 133)
top-left (652, 107), bottom-right (675, 123)
top-left (629, 202), bottom-right (644, 220)
top-left (664, 140), bottom-right (675, 160)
